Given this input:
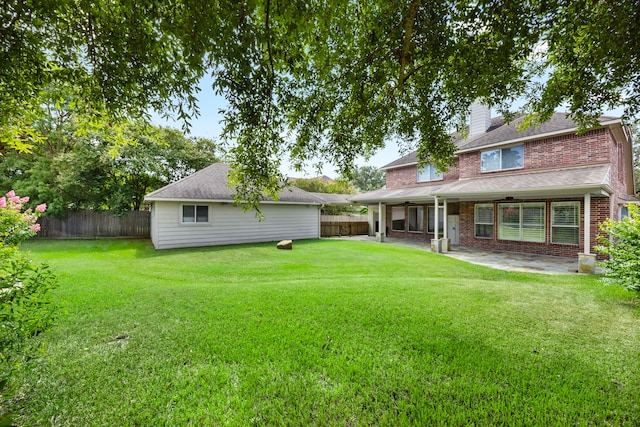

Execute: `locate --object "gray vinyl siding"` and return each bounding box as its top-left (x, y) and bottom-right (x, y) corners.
top-left (151, 201), bottom-right (320, 249)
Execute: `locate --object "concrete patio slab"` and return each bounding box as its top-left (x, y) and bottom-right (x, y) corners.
top-left (327, 236), bottom-right (599, 275)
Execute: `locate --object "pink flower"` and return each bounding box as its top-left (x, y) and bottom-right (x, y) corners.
top-left (5, 190), bottom-right (15, 198)
top-left (19, 196), bottom-right (29, 203)
top-left (9, 196), bottom-right (20, 204)
top-left (35, 203), bottom-right (47, 213)
top-left (0, 197), bottom-right (5, 208)
top-left (29, 224), bottom-right (41, 232)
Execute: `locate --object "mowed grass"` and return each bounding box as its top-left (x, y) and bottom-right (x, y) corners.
top-left (10, 239), bottom-right (640, 426)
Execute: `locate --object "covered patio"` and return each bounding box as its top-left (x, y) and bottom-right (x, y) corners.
top-left (352, 163), bottom-right (615, 273)
top-left (330, 235), bottom-right (598, 274)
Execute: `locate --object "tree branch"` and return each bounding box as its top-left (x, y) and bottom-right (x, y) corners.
top-left (263, 0), bottom-right (275, 133)
top-left (398, 0), bottom-right (421, 92)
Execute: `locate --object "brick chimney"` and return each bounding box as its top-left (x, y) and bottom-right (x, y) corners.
top-left (469, 101), bottom-right (491, 136)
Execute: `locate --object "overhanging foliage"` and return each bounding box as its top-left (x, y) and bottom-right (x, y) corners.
top-left (2, 1), bottom-right (639, 209)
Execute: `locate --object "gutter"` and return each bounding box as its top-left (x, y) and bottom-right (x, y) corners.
top-left (143, 197), bottom-right (323, 206)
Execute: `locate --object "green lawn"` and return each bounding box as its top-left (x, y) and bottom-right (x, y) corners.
top-left (9, 239), bottom-right (640, 425)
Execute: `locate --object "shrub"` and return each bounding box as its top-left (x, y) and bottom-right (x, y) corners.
top-left (595, 203), bottom-right (640, 292)
top-left (0, 191), bottom-right (56, 423)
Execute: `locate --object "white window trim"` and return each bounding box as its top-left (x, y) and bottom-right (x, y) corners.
top-left (474, 203), bottom-right (494, 239)
top-left (551, 201), bottom-right (580, 245)
top-left (498, 202), bottom-right (545, 243)
top-left (620, 205), bottom-right (629, 219)
top-left (391, 206), bottom-right (405, 231)
top-left (417, 164), bottom-right (443, 182)
top-left (181, 204), bottom-right (210, 225)
top-left (481, 145), bottom-right (524, 173)
top-left (408, 206), bottom-right (424, 232)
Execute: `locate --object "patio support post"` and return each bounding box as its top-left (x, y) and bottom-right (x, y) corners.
top-left (579, 193), bottom-right (596, 274)
top-left (434, 196), bottom-right (439, 240)
top-left (584, 193), bottom-right (591, 254)
top-left (431, 196), bottom-right (443, 253)
top-left (443, 199), bottom-right (448, 239)
top-left (442, 198), bottom-right (450, 252)
top-left (377, 202), bottom-right (385, 242)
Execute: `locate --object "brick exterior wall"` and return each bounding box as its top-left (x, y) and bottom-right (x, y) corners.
top-left (525, 129), bottom-right (611, 170)
top-left (607, 130), bottom-right (631, 220)
top-left (379, 126), bottom-right (632, 259)
top-left (457, 128), bottom-right (612, 179)
top-left (458, 198), bottom-right (610, 259)
top-left (386, 159), bottom-right (460, 188)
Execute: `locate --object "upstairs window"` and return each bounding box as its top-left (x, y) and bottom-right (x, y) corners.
top-left (182, 205), bottom-right (209, 223)
top-left (417, 164), bottom-right (443, 182)
top-left (481, 145), bottom-right (524, 172)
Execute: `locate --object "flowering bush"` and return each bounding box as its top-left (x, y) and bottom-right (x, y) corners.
top-left (0, 190), bottom-right (47, 247)
top-left (1, 191), bottom-right (56, 422)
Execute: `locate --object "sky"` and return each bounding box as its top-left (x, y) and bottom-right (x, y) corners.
top-left (152, 98), bottom-right (400, 179)
top-left (152, 76), bottom-right (626, 179)
top-left (151, 77), bottom-right (406, 179)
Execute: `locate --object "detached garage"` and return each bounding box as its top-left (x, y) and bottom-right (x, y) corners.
top-left (144, 163), bottom-right (323, 249)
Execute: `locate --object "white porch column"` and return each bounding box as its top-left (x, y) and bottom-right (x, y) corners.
top-left (578, 193), bottom-right (596, 274)
top-left (441, 198), bottom-right (450, 252)
top-left (583, 193), bottom-right (591, 254)
top-left (443, 199), bottom-right (448, 239)
top-left (377, 202), bottom-right (385, 242)
top-left (434, 196), bottom-right (439, 240)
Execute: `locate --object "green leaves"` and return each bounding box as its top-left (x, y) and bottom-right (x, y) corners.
top-left (1, 1), bottom-right (639, 210)
top-left (596, 203), bottom-right (640, 292)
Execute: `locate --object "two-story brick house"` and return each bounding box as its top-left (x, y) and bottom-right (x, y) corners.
top-left (352, 103), bottom-right (636, 270)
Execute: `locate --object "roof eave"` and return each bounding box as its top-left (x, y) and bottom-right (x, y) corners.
top-left (143, 197), bottom-right (322, 206)
top-left (352, 195), bottom-right (436, 204)
top-left (380, 162), bottom-right (419, 171)
top-left (434, 184), bottom-right (613, 200)
top-left (456, 119), bottom-right (624, 154)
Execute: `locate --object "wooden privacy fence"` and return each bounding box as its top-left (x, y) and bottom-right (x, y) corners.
top-left (35, 210), bottom-right (150, 239)
top-left (321, 215), bottom-right (369, 237)
top-left (35, 211), bottom-right (365, 239)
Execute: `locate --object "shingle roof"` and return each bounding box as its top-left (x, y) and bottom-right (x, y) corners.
top-left (350, 183), bottom-right (445, 204)
top-left (144, 163), bottom-right (324, 204)
top-left (382, 113), bottom-right (620, 170)
top-left (433, 163), bottom-right (611, 198)
top-left (352, 163), bottom-right (611, 203)
top-left (309, 192), bottom-right (355, 205)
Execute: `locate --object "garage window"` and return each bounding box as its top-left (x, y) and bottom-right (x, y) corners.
top-left (182, 205), bottom-right (209, 223)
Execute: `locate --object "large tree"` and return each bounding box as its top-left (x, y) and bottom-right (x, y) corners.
top-left (634, 134), bottom-right (640, 198)
top-left (0, 120), bottom-right (220, 216)
top-left (2, 1), bottom-right (639, 209)
top-left (351, 166), bottom-right (386, 192)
